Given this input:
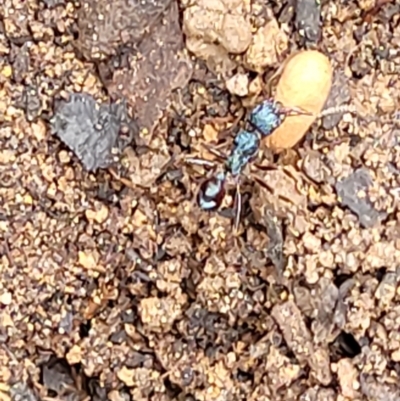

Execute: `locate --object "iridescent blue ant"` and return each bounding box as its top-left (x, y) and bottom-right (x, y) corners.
top-left (194, 98), bottom-right (311, 231)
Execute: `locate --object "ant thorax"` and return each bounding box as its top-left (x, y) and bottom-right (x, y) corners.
top-left (225, 130), bottom-right (261, 177)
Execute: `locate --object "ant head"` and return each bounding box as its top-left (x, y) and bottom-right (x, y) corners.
top-left (248, 99), bottom-right (285, 137)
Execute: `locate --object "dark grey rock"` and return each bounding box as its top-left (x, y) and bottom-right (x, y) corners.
top-left (295, 0), bottom-right (321, 45)
top-left (51, 93), bottom-right (128, 172)
top-left (335, 168), bottom-right (388, 228)
top-left (10, 382), bottom-right (39, 401)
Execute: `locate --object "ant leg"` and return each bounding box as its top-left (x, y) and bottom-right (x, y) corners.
top-left (252, 162), bottom-right (277, 172)
top-left (184, 157), bottom-right (218, 168)
top-left (316, 104), bottom-right (357, 119)
top-left (251, 173), bottom-right (294, 204)
top-left (279, 103), bottom-right (313, 117)
top-left (200, 142), bottom-right (227, 162)
top-left (249, 174), bottom-right (274, 193)
top-left (108, 167), bottom-right (151, 190)
top-left (233, 181), bottom-right (242, 235)
top-left (281, 103), bottom-right (357, 120)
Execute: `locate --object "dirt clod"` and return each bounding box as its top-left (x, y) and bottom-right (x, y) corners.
top-left (244, 18), bottom-right (289, 72)
top-left (183, 0), bottom-right (252, 55)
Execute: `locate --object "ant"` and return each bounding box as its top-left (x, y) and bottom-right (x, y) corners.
top-left (185, 98), bottom-right (313, 233)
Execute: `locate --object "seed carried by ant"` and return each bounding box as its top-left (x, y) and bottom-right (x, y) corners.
top-left (264, 50), bottom-right (333, 151)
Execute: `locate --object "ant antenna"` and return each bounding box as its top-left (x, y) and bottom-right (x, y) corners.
top-left (316, 104), bottom-right (358, 118)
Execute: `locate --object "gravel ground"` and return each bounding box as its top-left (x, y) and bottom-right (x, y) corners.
top-left (0, 0), bottom-right (400, 400)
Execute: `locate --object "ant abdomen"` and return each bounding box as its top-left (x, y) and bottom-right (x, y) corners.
top-left (197, 172), bottom-right (226, 211)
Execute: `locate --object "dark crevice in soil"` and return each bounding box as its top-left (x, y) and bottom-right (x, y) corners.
top-left (330, 331), bottom-right (362, 360)
top-left (333, 271), bottom-right (354, 288)
top-left (79, 320), bottom-right (91, 339)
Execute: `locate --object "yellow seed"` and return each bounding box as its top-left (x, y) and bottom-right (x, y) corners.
top-left (265, 50), bottom-right (333, 151)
